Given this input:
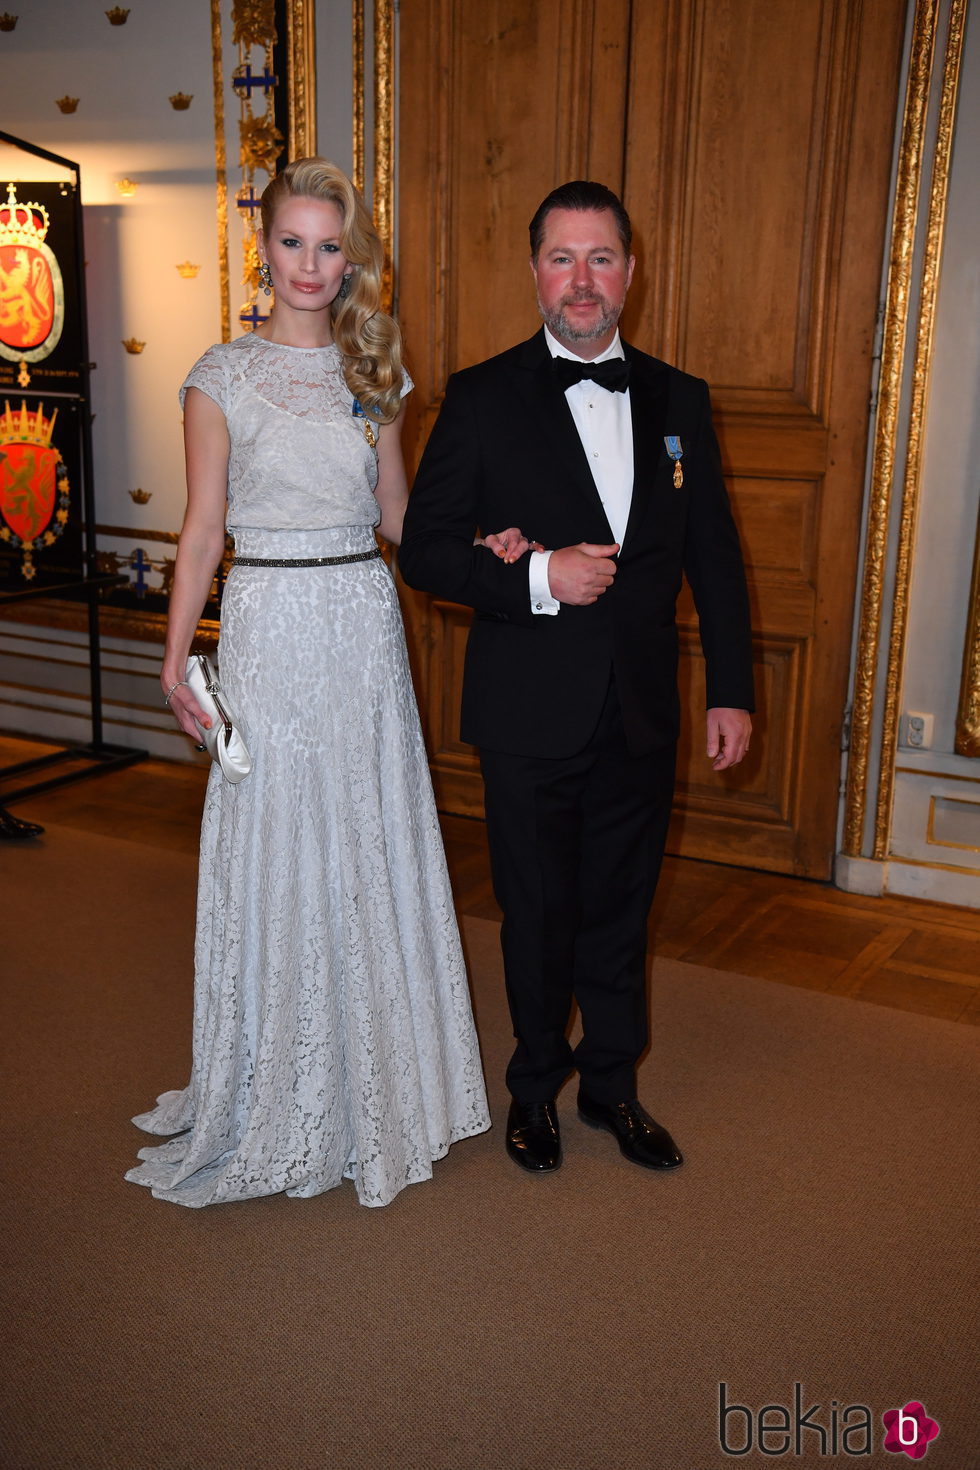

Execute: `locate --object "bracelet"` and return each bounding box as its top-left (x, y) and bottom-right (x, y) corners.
top-left (164, 680), bottom-right (189, 707)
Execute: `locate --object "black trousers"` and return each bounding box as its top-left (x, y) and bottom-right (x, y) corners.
top-left (479, 681), bottom-right (676, 1105)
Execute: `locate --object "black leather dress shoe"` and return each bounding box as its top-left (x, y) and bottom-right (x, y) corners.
top-left (577, 1093), bottom-right (683, 1170)
top-left (0, 807), bottom-right (45, 841)
top-left (506, 1099), bottom-right (562, 1172)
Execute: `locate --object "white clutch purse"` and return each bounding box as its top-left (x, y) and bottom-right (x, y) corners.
top-left (185, 653), bottom-right (253, 783)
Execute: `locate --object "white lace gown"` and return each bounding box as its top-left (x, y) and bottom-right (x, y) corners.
top-left (126, 335), bottom-right (490, 1208)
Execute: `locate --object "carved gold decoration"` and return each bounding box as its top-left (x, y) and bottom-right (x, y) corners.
top-left (55, 96), bottom-right (79, 114)
top-left (210, 0), bottom-right (231, 342)
top-left (373, 0), bottom-right (395, 313)
top-left (105, 6), bottom-right (130, 23)
top-left (232, 0), bottom-right (275, 50)
top-left (841, 0), bottom-right (938, 858)
top-left (115, 177), bottom-right (138, 196)
top-left (17, 358), bottom-right (29, 387)
top-left (121, 337), bottom-right (145, 354)
top-left (176, 260), bottom-right (201, 278)
top-left (955, 506), bottom-right (980, 757)
top-left (352, 0), bottom-right (365, 194)
top-left (872, 0), bottom-right (969, 856)
top-left (286, 0), bottom-right (316, 161)
top-left (242, 235), bottom-right (262, 293)
top-left (169, 93), bottom-right (193, 111)
top-left (0, 13), bottom-right (18, 31)
top-left (239, 114), bottom-right (284, 174)
top-left (128, 488), bottom-right (152, 504)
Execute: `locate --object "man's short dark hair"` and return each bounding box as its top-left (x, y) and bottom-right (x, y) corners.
top-left (528, 181), bottom-right (632, 259)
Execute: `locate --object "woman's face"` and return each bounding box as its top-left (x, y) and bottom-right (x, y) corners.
top-left (259, 196), bottom-right (350, 314)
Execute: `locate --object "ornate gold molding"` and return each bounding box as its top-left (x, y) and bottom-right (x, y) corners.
top-left (872, 0), bottom-right (969, 857)
top-left (210, 0), bottom-right (231, 341)
top-left (352, 0), bottom-right (365, 193)
top-left (956, 505), bottom-right (980, 757)
top-left (374, 0), bottom-right (395, 312)
top-left (841, 0), bottom-right (939, 856)
top-left (287, 0), bottom-right (317, 160)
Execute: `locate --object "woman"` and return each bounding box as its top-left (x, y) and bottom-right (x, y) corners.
top-left (126, 159), bottom-right (494, 1208)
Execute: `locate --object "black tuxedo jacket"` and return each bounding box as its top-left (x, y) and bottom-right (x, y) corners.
top-left (399, 330), bottom-right (754, 759)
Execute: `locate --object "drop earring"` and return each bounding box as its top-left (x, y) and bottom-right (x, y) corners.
top-left (338, 272), bottom-right (352, 300)
top-left (258, 261), bottom-right (273, 296)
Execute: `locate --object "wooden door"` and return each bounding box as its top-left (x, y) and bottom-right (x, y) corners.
top-left (396, 0), bottom-right (906, 878)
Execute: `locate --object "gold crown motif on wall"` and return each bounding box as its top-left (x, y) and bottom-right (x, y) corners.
top-left (169, 92), bottom-right (192, 111)
top-left (129, 487), bottom-right (152, 504)
top-left (176, 261), bottom-right (201, 278)
top-left (122, 338), bottom-right (146, 354)
top-left (0, 183), bottom-right (49, 248)
top-left (0, 13), bottom-right (18, 31)
top-left (116, 178), bottom-right (139, 197)
top-left (56, 96), bottom-right (79, 113)
top-left (105, 6), bottom-right (130, 22)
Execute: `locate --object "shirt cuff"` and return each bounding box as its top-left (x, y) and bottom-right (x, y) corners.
top-left (529, 550), bottom-right (559, 615)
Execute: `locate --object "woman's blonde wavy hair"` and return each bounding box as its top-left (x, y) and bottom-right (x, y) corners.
top-left (260, 157), bottom-right (405, 423)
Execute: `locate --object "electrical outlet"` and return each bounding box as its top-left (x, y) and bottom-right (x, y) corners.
top-left (905, 711), bottom-right (934, 749)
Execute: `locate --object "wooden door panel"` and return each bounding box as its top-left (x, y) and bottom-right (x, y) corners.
top-left (398, 0), bottom-right (906, 877)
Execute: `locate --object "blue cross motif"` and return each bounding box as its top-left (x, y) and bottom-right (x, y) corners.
top-left (232, 63), bottom-right (278, 98)
top-left (236, 186), bottom-right (263, 220)
top-left (239, 303), bottom-right (269, 331)
top-left (129, 546), bottom-right (152, 598)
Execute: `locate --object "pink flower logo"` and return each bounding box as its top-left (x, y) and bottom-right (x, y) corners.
top-left (882, 1402), bottom-right (940, 1459)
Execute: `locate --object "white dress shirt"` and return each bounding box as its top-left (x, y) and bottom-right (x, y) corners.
top-left (529, 326), bottom-right (634, 615)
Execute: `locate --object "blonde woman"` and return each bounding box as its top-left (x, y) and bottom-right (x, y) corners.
top-left (127, 159), bottom-right (492, 1208)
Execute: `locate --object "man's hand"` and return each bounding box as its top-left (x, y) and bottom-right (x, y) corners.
top-left (547, 542), bottom-right (619, 605)
top-left (706, 707), bottom-right (752, 771)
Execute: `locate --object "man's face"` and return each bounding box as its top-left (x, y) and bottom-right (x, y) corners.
top-left (531, 206), bottom-right (635, 358)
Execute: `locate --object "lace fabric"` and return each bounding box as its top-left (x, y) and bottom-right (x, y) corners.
top-left (127, 345), bottom-right (489, 1209)
top-left (177, 336), bottom-right (412, 533)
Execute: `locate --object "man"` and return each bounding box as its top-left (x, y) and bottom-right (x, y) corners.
top-left (399, 181), bottom-right (753, 1175)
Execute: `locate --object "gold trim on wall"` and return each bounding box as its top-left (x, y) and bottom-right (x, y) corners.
top-left (352, 0), bottom-right (365, 193)
top-left (211, 0), bottom-right (231, 342)
top-left (841, 0), bottom-right (939, 857)
top-left (287, 0), bottom-right (317, 160)
top-left (955, 505), bottom-right (980, 757)
top-left (872, 0), bottom-right (968, 857)
top-left (373, 0), bottom-right (395, 312)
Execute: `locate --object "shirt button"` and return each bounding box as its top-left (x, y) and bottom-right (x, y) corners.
top-left (535, 602), bottom-right (543, 611)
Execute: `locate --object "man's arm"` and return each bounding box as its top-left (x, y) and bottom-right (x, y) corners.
top-left (399, 374), bottom-right (540, 622)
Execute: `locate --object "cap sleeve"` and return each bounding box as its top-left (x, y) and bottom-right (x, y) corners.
top-left (399, 365), bottom-right (414, 400)
top-left (179, 345), bottom-right (230, 414)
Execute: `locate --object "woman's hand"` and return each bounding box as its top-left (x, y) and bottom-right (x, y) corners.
top-left (162, 674), bottom-right (212, 746)
top-left (480, 527), bottom-right (544, 564)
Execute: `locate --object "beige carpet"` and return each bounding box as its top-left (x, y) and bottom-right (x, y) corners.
top-left (1, 824), bottom-right (977, 1469)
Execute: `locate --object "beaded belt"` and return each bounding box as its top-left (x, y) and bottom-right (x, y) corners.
top-left (233, 548), bottom-right (381, 568)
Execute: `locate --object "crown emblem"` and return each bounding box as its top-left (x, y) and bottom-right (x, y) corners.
top-left (55, 95), bottom-right (80, 113)
top-left (105, 6), bottom-right (130, 22)
top-left (175, 261), bottom-right (200, 279)
top-left (1, 398), bottom-right (57, 448)
top-left (0, 13), bottom-right (18, 31)
top-left (116, 178), bottom-right (139, 197)
top-left (169, 92), bottom-right (192, 111)
top-left (122, 337), bottom-right (146, 354)
top-left (0, 183), bottom-right (49, 250)
top-left (128, 487), bottom-right (152, 504)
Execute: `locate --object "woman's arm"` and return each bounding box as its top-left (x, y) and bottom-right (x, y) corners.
top-left (160, 387), bottom-right (231, 742)
top-left (373, 402), bottom-right (409, 544)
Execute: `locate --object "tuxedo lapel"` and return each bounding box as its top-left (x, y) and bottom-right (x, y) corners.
top-left (621, 343), bottom-right (669, 555)
top-left (513, 332), bottom-right (614, 537)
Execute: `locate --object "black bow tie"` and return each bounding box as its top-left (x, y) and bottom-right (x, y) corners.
top-left (551, 355), bottom-right (630, 393)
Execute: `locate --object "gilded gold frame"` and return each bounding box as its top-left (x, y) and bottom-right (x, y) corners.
top-left (842, 0), bottom-right (968, 857)
top-left (955, 509), bottom-right (980, 756)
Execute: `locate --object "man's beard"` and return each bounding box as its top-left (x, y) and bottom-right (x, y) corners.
top-left (537, 290), bottom-right (623, 343)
